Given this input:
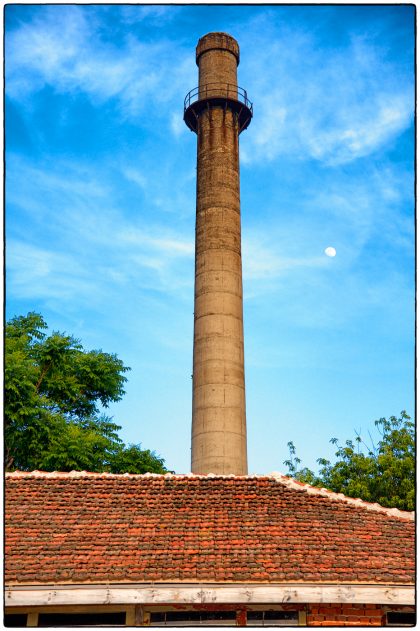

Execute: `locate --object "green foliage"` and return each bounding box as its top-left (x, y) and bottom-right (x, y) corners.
top-left (35, 416), bottom-right (125, 473)
top-left (284, 412), bottom-right (415, 511)
top-left (5, 312), bottom-right (169, 474)
top-left (109, 444), bottom-right (168, 474)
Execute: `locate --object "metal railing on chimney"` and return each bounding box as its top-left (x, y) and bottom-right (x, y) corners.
top-left (184, 83), bottom-right (253, 115)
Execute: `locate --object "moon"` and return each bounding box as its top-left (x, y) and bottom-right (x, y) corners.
top-left (324, 246), bottom-right (336, 257)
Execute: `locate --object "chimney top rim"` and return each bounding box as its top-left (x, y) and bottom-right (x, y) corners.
top-left (196, 32), bottom-right (240, 65)
top-left (199, 31), bottom-right (237, 39)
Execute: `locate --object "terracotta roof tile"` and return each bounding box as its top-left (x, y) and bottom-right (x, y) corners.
top-left (5, 472), bottom-right (414, 586)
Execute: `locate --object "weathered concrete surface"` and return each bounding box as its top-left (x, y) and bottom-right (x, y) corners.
top-left (190, 33), bottom-right (249, 475)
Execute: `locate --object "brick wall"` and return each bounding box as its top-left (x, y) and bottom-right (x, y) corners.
top-left (307, 604), bottom-right (384, 626)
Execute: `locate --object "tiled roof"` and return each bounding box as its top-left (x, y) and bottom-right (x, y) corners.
top-left (5, 471), bottom-right (414, 586)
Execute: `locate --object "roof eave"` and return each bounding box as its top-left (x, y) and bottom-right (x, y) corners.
top-left (6, 582), bottom-right (415, 607)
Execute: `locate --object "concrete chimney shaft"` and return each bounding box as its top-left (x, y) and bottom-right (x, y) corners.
top-left (184, 33), bottom-right (252, 474)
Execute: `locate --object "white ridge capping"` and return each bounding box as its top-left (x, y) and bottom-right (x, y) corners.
top-left (268, 471), bottom-right (414, 521)
top-left (68, 470), bottom-right (89, 477)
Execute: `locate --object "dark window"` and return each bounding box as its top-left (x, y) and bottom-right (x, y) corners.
top-left (150, 610), bottom-right (236, 626)
top-left (247, 611), bottom-right (299, 626)
top-left (38, 612), bottom-right (126, 627)
top-left (150, 612), bottom-right (166, 623)
top-left (4, 614), bottom-right (28, 627)
top-left (194, 612), bottom-right (236, 622)
top-left (387, 612), bottom-right (416, 627)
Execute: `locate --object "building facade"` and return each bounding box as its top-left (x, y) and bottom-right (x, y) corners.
top-left (5, 471), bottom-right (415, 627)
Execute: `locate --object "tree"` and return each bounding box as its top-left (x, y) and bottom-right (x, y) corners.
top-left (5, 312), bottom-right (168, 474)
top-left (284, 412), bottom-right (414, 511)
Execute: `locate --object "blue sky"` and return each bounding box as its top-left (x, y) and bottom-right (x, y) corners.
top-left (5, 4), bottom-right (414, 474)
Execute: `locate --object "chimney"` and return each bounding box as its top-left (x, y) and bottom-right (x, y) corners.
top-left (184, 33), bottom-right (252, 475)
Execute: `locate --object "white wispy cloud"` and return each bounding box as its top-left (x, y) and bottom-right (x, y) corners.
top-left (6, 155), bottom-right (194, 307)
top-left (122, 167), bottom-right (148, 190)
top-left (6, 6), bottom-right (194, 119)
top-left (243, 235), bottom-right (327, 281)
top-left (301, 94), bottom-right (412, 166)
top-left (118, 5), bottom-right (181, 26)
top-left (117, 229), bottom-right (194, 257)
top-left (170, 111), bottom-right (187, 138)
top-left (237, 13), bottom-right (413, 165)
top-left (7, 241), bottom-right (96, 301)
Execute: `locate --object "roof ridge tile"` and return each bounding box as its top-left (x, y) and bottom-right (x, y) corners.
top-left (268, 472), bottom-right (414, 521)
